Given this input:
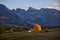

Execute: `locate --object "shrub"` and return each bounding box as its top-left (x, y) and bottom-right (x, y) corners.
top-left (15, 27), bottom-right (24, 32)
top-left (0, 28), bottom-right (5, 34)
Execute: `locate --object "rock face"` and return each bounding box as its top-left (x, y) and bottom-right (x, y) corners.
top-left (0, 4), bottom-right (27, 29)
top-left (0, 4), bottom-right (60, 29)
top-left (13, 7), bottom-right (60, 26)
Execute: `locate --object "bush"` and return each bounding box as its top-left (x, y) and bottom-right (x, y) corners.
top-left (0, 28), bottom-right (5, 34)
top-left (15, 27), bottom-right (24, 32)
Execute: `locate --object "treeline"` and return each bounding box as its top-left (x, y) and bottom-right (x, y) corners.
top-left (43, 26), bottom-right (60, 30)
top-left (0, 26), bottom-right (60, 34)
top-left (46, 26), bottom-right (60, 29)
top-left (0, 27), bottom-right (29, 34)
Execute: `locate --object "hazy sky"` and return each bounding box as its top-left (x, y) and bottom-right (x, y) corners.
top-left (0, 0), bottom-right (60, 10)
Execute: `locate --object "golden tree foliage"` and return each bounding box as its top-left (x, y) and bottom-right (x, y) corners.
top-left (34, 24), bottom-right (42, 31)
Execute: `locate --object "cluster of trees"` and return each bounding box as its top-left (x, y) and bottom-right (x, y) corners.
top-left (0, 27), bottom-right (29, 34)
top-left (10, 27), bottom-right (29, 32)
top-left (0, 25), bottom-right (60, 34)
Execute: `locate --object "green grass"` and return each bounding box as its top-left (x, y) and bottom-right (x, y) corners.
top-left (0, 28), bottom-right (60, 40)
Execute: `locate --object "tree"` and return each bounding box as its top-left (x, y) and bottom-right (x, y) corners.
top-left (34, 24), bottom-right (42, 31)
top-left (0, 28), bottom-right (5, 34)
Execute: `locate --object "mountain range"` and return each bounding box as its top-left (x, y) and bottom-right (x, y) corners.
top-left (0, 4), bottom-right (60, 29)
top-left (13, 7), bottom-right (60, 26)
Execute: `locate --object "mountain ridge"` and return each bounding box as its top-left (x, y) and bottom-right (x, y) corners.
top-left (0, 4), bottom-right (60, 29)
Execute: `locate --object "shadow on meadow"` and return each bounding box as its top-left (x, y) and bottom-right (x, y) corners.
top-left (0, 28), bottom-right (60, 40)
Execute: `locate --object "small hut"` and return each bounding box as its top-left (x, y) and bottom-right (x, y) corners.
top-left (28, 29), bottom-right (34, 32)
top-left (45, 27), bottom-right (49, 32)
top-left (10, 28), bottom-right (16, 32)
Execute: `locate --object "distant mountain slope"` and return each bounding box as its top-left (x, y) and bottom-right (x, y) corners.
top-left (33, 8), bottom-right (60, 26)
top-left (13, 7), bottom-right (40, 21)
top-left (0, 4), bottom-right (60, 28)
top-left (0, 4), bottom-right (27, 29)
top-left (13, 7), bottom-right (60, 26)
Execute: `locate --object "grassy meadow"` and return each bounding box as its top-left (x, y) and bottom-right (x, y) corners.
top-left (0, 28), bottom-right (60, 40)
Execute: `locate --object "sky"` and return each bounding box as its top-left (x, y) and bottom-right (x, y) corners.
top-left (0, 0), bottom-right (60, 10)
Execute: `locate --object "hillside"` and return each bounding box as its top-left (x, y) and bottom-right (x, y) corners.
top-left (0, 4), bottom-right (27, 29)
top-left (13, 7), bottom-right (60, 26)
top-left (0, 4), bottom-right (60, 29)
